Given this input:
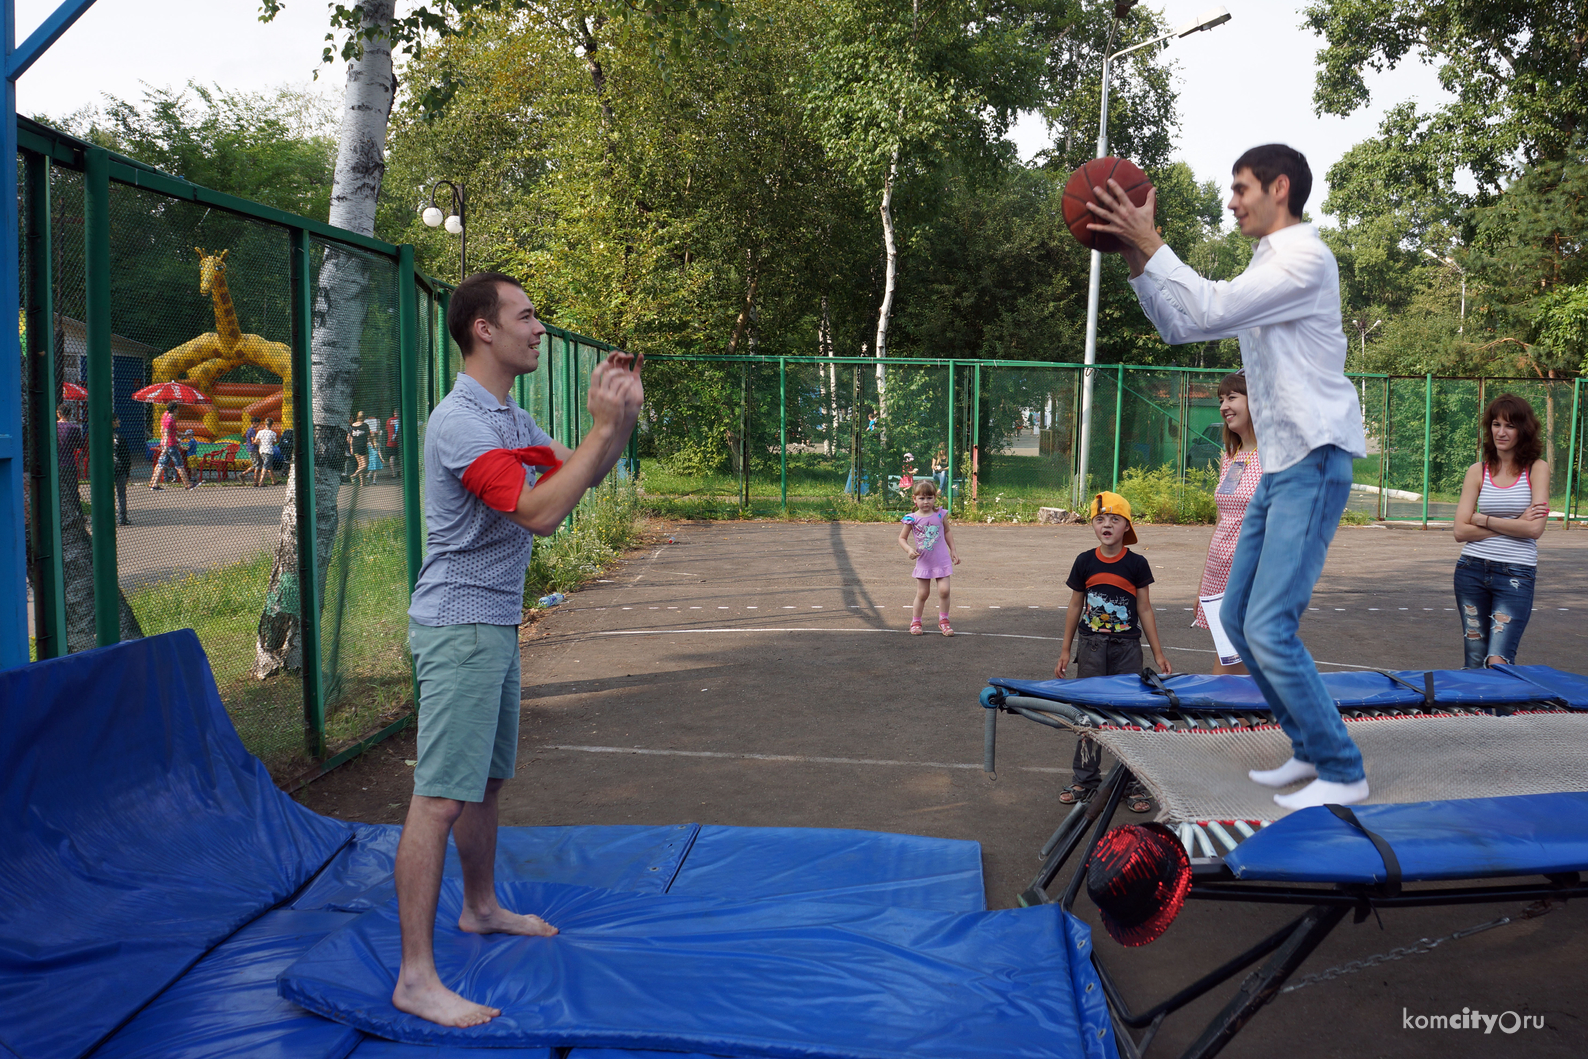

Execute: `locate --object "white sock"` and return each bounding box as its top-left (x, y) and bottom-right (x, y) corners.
top-left (1273, 777), bottom-right (1370, 811)
top-left (1248, 757), bottom-right (1318, 788)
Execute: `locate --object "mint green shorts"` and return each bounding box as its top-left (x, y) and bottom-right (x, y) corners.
top-left (408, 620), bottom-right (521, 802)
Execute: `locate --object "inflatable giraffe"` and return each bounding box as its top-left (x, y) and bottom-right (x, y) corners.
top-left (150, 248), bottom-right (294, 437)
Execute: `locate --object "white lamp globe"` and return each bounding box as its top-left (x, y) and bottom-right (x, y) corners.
top-left (444, 214), bottom-right (464, 235)
top-left (421, 206), bottom-right (444, 227)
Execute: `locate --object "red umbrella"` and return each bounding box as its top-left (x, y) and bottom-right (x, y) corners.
top-left (61, 382), bottom-right (87, 401)
top-left (130, 381), bottom-right (209, 405)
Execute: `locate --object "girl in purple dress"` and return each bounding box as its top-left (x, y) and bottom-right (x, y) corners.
top-left (898, 480), bottom-right (961, 635)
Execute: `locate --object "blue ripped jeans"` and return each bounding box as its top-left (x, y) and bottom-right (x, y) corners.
top-left (1222, 445), bottom-right (1364, 784)
top-left (1452, 557), bottom-right (1536, 668)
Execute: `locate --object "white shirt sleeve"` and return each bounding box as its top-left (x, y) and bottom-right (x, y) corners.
top-left (1127, 240), bottom-right (1327, 345)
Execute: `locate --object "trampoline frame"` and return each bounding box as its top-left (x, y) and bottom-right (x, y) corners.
top-left (982, 688), bottom-right (1588, 1059)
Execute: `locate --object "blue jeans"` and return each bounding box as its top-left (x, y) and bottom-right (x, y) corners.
top-left (1222, 445), bottom-right (1364, 783)
top-left (1452, 557), bottom-right (1535, 667)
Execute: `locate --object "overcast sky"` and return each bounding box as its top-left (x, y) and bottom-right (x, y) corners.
top-left (17, 0), bottom-right (1453, 225)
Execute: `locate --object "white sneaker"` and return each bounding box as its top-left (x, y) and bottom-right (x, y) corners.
top-left (1273, 778), bottom-right (1370, 811)
top-left (1248, 757), bottom-right (1318, 788)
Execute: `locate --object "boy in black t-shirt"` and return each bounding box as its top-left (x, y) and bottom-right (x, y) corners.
top-left (1054, 492), bottom-right (1170, 810)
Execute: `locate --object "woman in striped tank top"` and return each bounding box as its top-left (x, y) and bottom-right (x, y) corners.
top-left (1453, 394), bottom-right (1550, 667)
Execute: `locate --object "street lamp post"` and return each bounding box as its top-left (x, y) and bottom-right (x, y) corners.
top-left (1422, 248), bottom-right (1466, 333)
top-left (1074, 5), bottom-right (1232, 506)
top-left (422, 180), bottom-right (467, 281)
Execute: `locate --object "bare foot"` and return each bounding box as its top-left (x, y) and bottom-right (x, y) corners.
top-left (458, 906), bottom-right (559, 937)
top-left (392, 976), bottom-right (500, 1028)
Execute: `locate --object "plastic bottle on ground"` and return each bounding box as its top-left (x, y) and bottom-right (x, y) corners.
top-left (538, 592), bottom-right (565, 607)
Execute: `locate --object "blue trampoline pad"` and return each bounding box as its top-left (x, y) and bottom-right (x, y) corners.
top-left (0, 632), bottom-right (352, 1059)
top-left (87, 911), bottom-right (361, 1059)
top-left (293, 824), bottom-right (700, 913)
top-left (1224, 793), bottom-right (1588, 884)
top-left (667, 826), bottom-right (985, 910)
top-left (280, 880), bottom-right (1112, 1059)
top-left (989, 665), bottom-right (1588, 714)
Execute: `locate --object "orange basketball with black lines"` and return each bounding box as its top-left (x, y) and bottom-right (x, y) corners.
top-left (1063, 156), bottom-right (1153, 253)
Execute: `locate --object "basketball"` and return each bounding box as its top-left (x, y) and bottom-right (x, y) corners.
top-left (1062, 157), bottom-right (1153, 253)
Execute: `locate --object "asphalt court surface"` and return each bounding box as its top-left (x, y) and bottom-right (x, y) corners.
top-left (302, 520), bottom-right (1588, 1056)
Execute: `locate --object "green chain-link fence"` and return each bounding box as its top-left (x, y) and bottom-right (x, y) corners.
top-left (637, 356), bottom-right (1586, 528)
top-left (18, 118), bottom-right (620, 781)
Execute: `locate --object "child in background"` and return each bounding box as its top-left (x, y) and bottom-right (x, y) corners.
top-left (899, 452), bottom-right (916, 495)
top-left (1054, 492), bottom-right (1170, 812)
top-left (899, 480), bottom-right (960, 636)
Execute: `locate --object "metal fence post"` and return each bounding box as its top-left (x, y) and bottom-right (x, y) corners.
top-left (971, 363), bottom-right (980, 504)
top-left (397, 247), bottom-right (422, 590)
top-left (1422, 373), bottom-right (1433, 529)
top-left (83, 147), bottom-right (117, 646)
top-left (947, 360), bottom-right (956, 508)
top-left (24, 149), bottom-right (66, 657)
top-left (1565, 377), bottom-right (1581, 529)
top-left (1378, 377), bottom-right (1388, 520)
top-left (779, 357), bottom-right (787, 512)
top-left (1111, 362), bottom-right (1124, 493)
top-left (289, 229), bottom-right (325, 756)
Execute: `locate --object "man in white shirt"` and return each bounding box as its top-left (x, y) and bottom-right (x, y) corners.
top-left (1087, 144), bottom-right (1368, 809)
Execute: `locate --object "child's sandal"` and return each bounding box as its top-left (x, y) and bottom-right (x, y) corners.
top-left (910, 619), bottom-right (924, 635)
top-left (938, 616), bottom-right (954, 636)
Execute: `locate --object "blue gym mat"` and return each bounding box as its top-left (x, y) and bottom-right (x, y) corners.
top-left (0, 631), bottom-right (352, 1059)
top-left (279, 879), bottom-right (1106, 1059)
top-left (1224, 792), bottom-right (1588, 885)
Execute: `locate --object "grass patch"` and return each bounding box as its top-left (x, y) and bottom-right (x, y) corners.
top-left (526, 479), bottom-right (648, 601)
top-left (125, 516), bottom-right (417, 779)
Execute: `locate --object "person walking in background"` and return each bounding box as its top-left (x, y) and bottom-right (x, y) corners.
top-left (386, 408), bottom-right (401, 479)
top-left (111, 415), bottom-right (133, 525)
top-left (253, 417), bottom-right (279, 488)
top-left (1053, 492), bottom-right (1168, 814)
top-left (56, 404), bottom-right (84, 486)
top-left (898, 480), bottom-right (960, 636)
top-left (148, 402), bottom-right (193, 491)
top-left (244, 416), bottom-right (260, 481)
top-left (349, 413), bottom-right (372, 485)
top-left (898, 452), bottom-right (916, 496)
top-left (1194, 371), bottom-right (1260, 674)
top-left (1453, 394), bottom-right (1550, 667)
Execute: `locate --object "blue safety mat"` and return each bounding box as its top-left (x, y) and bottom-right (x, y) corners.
top-left (280, 880), bottom-right (1108, 1059)
top-left (988, 665), bottom-right (1588, 714)
top-left (667, 826), bottom-right (986, 910)
top-left (292, 823), bottom-right (700, 913)
top-left (86, 910), bottom-right (363, 1059)
top-left (1224, 793), bottom-right (1588, 884)
top-left (0, 631), bottom-right (353, 1059)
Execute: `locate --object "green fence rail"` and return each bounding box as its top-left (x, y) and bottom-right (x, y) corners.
top-left (636, 355), bottom-right (1586, 529)
top-left (16, 117), bottom-right (620, 781)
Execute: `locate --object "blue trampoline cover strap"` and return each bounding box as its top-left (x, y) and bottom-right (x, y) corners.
top-left (1224, 793), bottom-right (1588, 884)
top-left (1323, 805), bottom-right (1401, 896)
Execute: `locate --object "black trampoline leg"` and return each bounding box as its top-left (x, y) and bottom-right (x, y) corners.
top-left (1180, 904), bottom-right (1349, 1059)
top-left (1020, 764), bottom-right (1127, 907)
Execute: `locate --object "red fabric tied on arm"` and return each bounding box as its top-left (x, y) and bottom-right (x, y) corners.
top-left (461, 446), bottom-right (564, 513)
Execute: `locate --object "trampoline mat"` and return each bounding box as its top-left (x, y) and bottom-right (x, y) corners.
top-left (280, 880), bottom-right (1108, 1059)
top-left (1089, 713), bottom-right (1588, 825)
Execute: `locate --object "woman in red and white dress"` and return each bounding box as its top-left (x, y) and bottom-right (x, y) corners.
top-left (1195, 371), bottom-right (1260, 674)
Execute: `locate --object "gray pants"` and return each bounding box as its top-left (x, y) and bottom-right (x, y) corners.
top-left (113, 474), bottom-right (129, 523)
top-left (1070, 635), bottom-right (1143, 789)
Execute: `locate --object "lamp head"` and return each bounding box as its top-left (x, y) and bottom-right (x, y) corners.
top-left (444, 215), bottom-right (464, 235)
top-left (422, 206), bottom-right (444, 227)
top-left (1177, 6), bottom-right (1231, 36)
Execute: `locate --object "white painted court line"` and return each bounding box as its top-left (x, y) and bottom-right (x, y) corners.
top-left (541, 744), bottom-right (1064, 774)
top-left (593, 628), bottom-right (1381, 670)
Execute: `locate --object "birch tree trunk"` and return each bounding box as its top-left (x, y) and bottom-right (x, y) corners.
top-left (59, 480), bottom-right (143, 651)
top-left (874, 152), bottom-right (899, 418)
top-left (819, 294), bottom-right (835, 454)
top-left (255, 0), bottom-right (395, 678)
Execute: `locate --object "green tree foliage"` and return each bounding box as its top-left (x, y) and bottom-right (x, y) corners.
top-left (49, 83), bottom-right (338, 219)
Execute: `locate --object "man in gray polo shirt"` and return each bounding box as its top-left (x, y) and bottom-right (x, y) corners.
top-left (395, 270), bottom-right (643, 1028)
